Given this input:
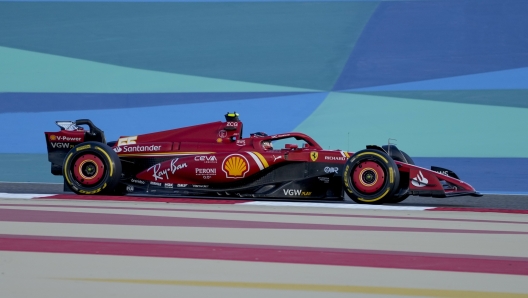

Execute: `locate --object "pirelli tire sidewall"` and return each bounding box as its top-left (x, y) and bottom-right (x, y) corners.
top-left (385, 150), bottom-right (413, 204)
top-left (343, 149), bottom-right (400, 204)
top-left (63, 142), bottom-right (122, 195)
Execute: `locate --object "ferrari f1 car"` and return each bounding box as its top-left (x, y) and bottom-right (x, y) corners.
top-left (44, 113), bottom-right (481, 204)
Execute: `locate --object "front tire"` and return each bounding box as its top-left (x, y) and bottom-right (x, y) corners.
top-left (385, 150), bottom-right (414, 204)
top-left (343, 149), bottom-right (400, 204)
top-left (63, 142), bottom-right (122, 195)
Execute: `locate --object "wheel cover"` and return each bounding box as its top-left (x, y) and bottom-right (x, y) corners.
top-left (351, 160), bottom-right (385, 194)
top-left (73, 154), bottom-right (105, 186)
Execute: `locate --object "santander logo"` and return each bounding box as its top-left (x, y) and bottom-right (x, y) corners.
top-left (411, 171), bottom-right (428, 187)
top-left (113, 144), bottom-right (162, 153)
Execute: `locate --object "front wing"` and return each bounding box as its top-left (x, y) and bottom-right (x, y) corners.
top-left (399, 162), bottom-right (482, 198)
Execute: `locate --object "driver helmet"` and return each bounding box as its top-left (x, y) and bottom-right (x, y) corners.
top-left (262, 141), bottom-right (273, 150)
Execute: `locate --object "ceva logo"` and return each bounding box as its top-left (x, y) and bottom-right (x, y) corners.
top-left (411, 171), bottom-right (428, 187)
top-left (194, 155), bottom-right (218, 163)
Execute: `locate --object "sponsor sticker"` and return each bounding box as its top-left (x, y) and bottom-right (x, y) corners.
top-left (271, 134), bottom-right (290, 139)
top-left (192, 185), bottom-right (209, 188)
top-left (116, 144), bottom-right (162, 153)
top-left (218, 130), bottom-right (227, 138)
top-left (148, 159), bottom-right (187, 181)
top-left (196, 168), bottom-right (216, 180)
top-left (412, 171), bottom-right (428, 187)
top-left (283, 189), bottom-right (312, 196)
top-left (196, 168), bottom-right (216, 175)
top-left (130, 178), bottom-right (145, 185)
top-left (164, 183), bottom-right (173, 189)
top-left (325, 156), bottom-right (346, 161)
top-left (222, 154), bottom-right (250, 179)
top-left (117, 136), bottom-right (137, 146)
top-left (170, 159), bottom-right (187, 173)
top-left (236, 140), bottom-right (246, 146)
top-left (150, 181), bottom-right (162, 186)
top-left (50, 135), bottom-right (82, 142)
top-left (318, 177), bottom-right (330, 183)
top-left (50, 142), bottom-right (74, 149)
top-left (194, 155), bottom-right (218, 163)
top-left (176, 184), bottom-right (188, 187)
top-left (324, 167), bottom-right (339, 174)
top-left (126, 185), bottom-right (134, 192)
top-left (148, 163), bottom-right (169, 181)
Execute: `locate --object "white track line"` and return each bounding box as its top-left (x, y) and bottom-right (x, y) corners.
top-left (239, 201), bottom-right (434, 211)
top-left (0, 193), bottom-right (56, 199)
top-left (0, 193), bottom-right (433, 210)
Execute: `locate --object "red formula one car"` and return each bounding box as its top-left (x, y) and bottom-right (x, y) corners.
top-left (44, 113), bottom-right (481, 204)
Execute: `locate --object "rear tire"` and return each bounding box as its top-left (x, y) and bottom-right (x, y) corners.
top-left (343, 149), bottom-right (400, 204)
top-left (63, 142), bottom-right (122, 195)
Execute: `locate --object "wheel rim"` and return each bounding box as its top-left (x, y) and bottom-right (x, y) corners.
top-left (73, 154), bottom-right (105, 186)
top-left (351, 160), bottom-right (386, 195)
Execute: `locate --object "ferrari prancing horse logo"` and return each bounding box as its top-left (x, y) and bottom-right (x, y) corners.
top-left (310, 152), bottom-right (318, 162)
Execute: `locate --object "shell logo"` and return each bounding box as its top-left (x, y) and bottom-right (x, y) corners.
top-left (50, 135), bottom-right (57, 141)
top-left (222, 154), bottom-right (250, 179)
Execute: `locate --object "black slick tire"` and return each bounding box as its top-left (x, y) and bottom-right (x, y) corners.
top-left (343, 149), bottom-right (400, 204)
top-left (385, 150), bottom-right (413, 204)
top-left (63, 142), bottom-right (122, 195)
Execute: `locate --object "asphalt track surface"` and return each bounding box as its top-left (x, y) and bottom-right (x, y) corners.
top-left (1, 182), bottom-right (528, 297)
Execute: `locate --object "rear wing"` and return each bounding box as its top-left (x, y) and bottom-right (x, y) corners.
top-left (44, 119), bottom-right (106, 175)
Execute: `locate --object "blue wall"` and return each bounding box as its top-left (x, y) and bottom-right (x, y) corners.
top-left (0, 0), bottom-right (527, 192)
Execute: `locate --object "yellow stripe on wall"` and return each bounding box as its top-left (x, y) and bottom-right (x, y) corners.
top-left (67, 278), bottom-right (527, 298)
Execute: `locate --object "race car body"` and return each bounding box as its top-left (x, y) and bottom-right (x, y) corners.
top-left (44, 113), bottom-right (481, 204)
